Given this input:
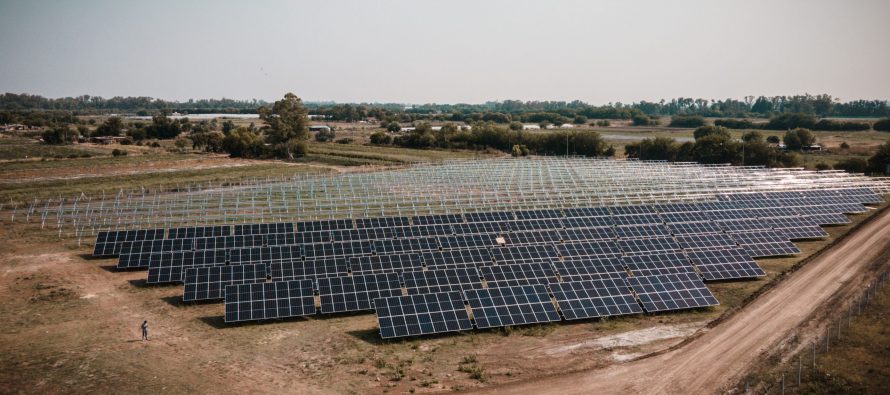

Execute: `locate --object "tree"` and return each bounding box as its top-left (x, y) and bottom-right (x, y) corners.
top-left (867, 142), bottom-right (890, 174)
top-left (834, 158), bottom-right (868, 173)
top-left (509, 122), bottom-right (523, 131)
top-left (258, 92), bottom-right (310, 159)
top-left (783, 128), bottom-right (816, 150)
top-left (765, 113), bottom-right (817, 130)
top-left (632, 114), bottom-right (653, 126)
top-left (369, 131), bottom-right (392, 145)
top-left (94, 116), bottom-right (124, 136)
top-left (221, 120), bottom-right (235, 134)
top-left (174, 136), bottom-right (190, 152)
top-left (741, 130), bottom-right (763, 142)
top-left (693, 125), bottom-right (731, 140)
top-left (314, 127), bottom-right (336, 142)
top-left (511, 144), bottom-right (523, 157)
top-left (42, 124), bottom-right (76, 145)
top-left (766, 135), bottom-right (780, 144)
top-left (222, 127), bottom-right (266, 158)
top-left (191, 131), bottom-right (225, 152)
top-left (874, 118), bottom-right (890, 132)
top-left (386, 122), bottom-right (401, 133)
top-left (692, 135), bottom-right (740, 164)
top-left (144, 114), bottom-right (181, 139)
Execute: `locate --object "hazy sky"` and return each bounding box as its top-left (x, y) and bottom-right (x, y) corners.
top-left (1, 0), bottom-right (889, 104)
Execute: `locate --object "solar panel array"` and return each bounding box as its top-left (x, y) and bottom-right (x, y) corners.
top-left (89, 185), bottom-right (885, 338)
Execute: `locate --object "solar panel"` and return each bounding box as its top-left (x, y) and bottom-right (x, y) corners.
top-left (705, 210), bottom-right (754, 221)
top-left (297, 219), bottom-right (353, 232)
top-left (728, 230), bottom-right (801, 257)
top-left (330, 228), bottom-right (395, 242)
top-left (550, 279), bottom-right (643, 320)
top-left (660, 212), bottom-right (711, 223)
top-left (776, 226), bottom-right (829, 240)
top-left (317, 273), bottom-right (403, 313)
top-left (297, 231), bottom-right (332, 244)
top-left (715, 218), bottom-right (771, 232)
top-left (613, 224), bottom-right (672, 239)
top-left (552, 256), bottom-right (627, 281)
top-left (349, 253), bottom-right (424, 274)
top-left (674, 233), bottom-right (738, 250)
top-left (270, 258), bottom-right (349, 282)
top-left (438, 234), bottom-right (498, 250)
top-left (625, 272), bottom-right (719, 312)
top-left (404, 224), bottom-right (454, 238)
top-left (481, 261), bottom-right (558, 287)
top-left (224, 280), bottom-right (315, 323)
top-left (303, 241), bottom-right (373, 259)
top-left (93, 228), bottom-right (166, 257)
top-left (421, 249), bottom-right (492, 268)
top-left (762, 216), bottom-right (819, 229)
top-left (561, 216), bottom-right (614, 228)
top-left (355, 216), bottom-right (410, 229)
top-left (374, 291), bottom-right (473, 339)
top-left (610, 205), bottom-right (656, 215)
top-left (508, 219), bottom-right (564, 232)
top-left (451, 222), bottom-right (508, 235)
top-left (514, 209), bottom-right (564, 220)
top-left (146, 249), bottom-right (228, 284)
top-left (654, 202), bottom-right (701, 213)
top-left (464, 211), bottom-right (515, 223)
top-left (490, 244), bottom-right (559, 263)
top-left (611, 214), bottom-right (663, 226)
top-left (666, 221), bottom-right (724, 235)
top-left (229, 245), bottom-right (303, 264)
top-left (504, 230), bottom-right (562, 245)
top-left (564, 207), bottom-right (612, 217)
top-left (556, 240), bottom-right (621, 258)
top-left (411, 213), bottom-right (464, 225)
top-left (685, 248), bottom-right (765, 280)
top-left (559, 227), bottom-right (616, 242)
top-left (622, 252), bottom-right (696, 276)
top-left (117, 238), bottom-right (194, 269)
top-left (167, 226), bottom-right (229, 239)
top-left (183, 264), bottom-right (267, 302)
top-left (374, 237), bottom-right (439, 254)
top-left (403, 267), bottom-right (483, 294)
top-left (233, 222), bottom-right (294, 236)
top-left (463, 284), bottom-right (560, 329)
top-left (617, 237), bottom-right (682, 255)
top-left (805, 213), bottom-right (850, 225)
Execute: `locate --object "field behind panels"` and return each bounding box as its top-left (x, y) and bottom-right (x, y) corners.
top-left (73, 158), bottom-right (890, 339)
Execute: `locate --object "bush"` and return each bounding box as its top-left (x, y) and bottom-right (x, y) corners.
top-left (868, 142), bottom-right (890, 173)
top-left (41, 125), bottom-right (76, 145)
top-left (874, 118), bottom-right (890, 132)
top-left (668, 115), bottom-right (706, 128)
top-left (766, 135), bottom-right (780, 144)
top-left (714, 119), bottom-right (756, 129)
top-left (813, 119), bottom-right (870, 131)
top-left (369, 131), bottom-right (392, 145)
top-left (741, 131), bottom-right (763, 142)
top-left (834, 158), bottom-right (868, 173)
top-left (783, 128), bottom-right (816, 150)
top-left (814, 162), bottom-right (831, 171)
top-left (693, 126), bottom-right (731, 140)
top-left (765, 113), bottom-right (817, 130)
top-left (632, 114), bottom-right (655, 126)
top-left (314, 128), bottom-right (336, 142)
top-left (222, 127), bottom-right (266, 158)
top-left (120, 138), bottom-right (133, 145)
top-left (840, 142), bottom-right (850, 149)
top-left (111, 149), bottom-right (127, 157)
top-left (335, 138), bottom-right (353, 144)
top-left (595, 120), bottom-right (610, 127)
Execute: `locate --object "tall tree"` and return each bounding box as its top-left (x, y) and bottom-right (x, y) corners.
top-left (258, 93), bottom-right (309, 159)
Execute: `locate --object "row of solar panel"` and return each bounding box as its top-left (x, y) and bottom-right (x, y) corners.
top-left (113, 212), bottom-right (837, 267)
top-left (220, 271), bottom-right (719, 339)
top-left (187, 242), bottom-right (763, 306)
top-left (92, 186), bottom-right (877, 257)
top-left (144, 229), bottom-right (794, 286)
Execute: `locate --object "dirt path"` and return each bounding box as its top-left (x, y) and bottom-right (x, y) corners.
top-left (475, 208), bottom-right (890, 395)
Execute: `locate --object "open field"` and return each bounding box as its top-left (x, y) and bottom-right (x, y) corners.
top-left (1, 151), bottom-right (888, 394)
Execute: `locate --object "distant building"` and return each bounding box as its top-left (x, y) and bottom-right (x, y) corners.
top-left (560, 123), bottom-right (574, 129)
top-left (399, 127), bottom-right (416, 133)
top-left (90, 136), bottom-right (128, 144)
top-left (309, 125), bottom-right (331, 133)
top-left (522, 124), bottom-right (541, 130)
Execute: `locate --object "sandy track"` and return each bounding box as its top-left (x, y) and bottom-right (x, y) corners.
top-left (476, 208), bottom-right (890, 395)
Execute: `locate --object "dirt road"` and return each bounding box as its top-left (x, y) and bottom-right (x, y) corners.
top-left (476, 208), bottom-right (890, 395)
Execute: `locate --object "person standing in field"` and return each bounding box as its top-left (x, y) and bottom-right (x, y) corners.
top-left (141, 320), bottom-right (148, 341)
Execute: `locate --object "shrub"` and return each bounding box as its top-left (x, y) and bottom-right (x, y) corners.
top-left (840, 142), bottom-right (850, 149)
top-left (874, 118), bottom-right (890, 132)
top-left (765, 113), bottom-right (817, 130)
top-left (813, 119), bottom-right (870, 131)
top-left (111, 149), bottom-right (127, 157)
top-left (741, 131), bottom-right (763, 142)
top-left (693, 126), bottom-right (731, 140)
top-left (369, 131), bottom-right (392, 145)
top-left (783, 128), bottom-right (816, 150)
top-left (335, 138), bottom-right (353, 144)
top-left (120, 138), bottom-right (133, 145)
top-left (834, 158), bottom-right (868, 173)
top-left (632, 114), bottom-right (655, 126)
top-left (814, 162), bottom-right (831, 171)
top-left (766, 135), bottom-right (780, 144)
top-left (668, 115), bottom-right (706, 128)
top-left (714, 119), bottom-right (756, 129)
top-left (314, 128), bottom-right (335, 142)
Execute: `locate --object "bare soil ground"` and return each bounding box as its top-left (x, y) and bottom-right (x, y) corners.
top-left (474, 207), bottom-right (890, 395)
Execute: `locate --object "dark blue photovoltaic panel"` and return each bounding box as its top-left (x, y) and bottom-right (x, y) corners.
top-left (403, 267), bottom-right (482, 294)
top-left (550, 279), bottom-right (642, 320)
top-left (660, 211), bottom-right (712, 223)
top-left (464, 284), bottom-right (560, 329)
top-left (611, 214), bottom-right (663, 226)
top-left (610, 205), bottom-right (656, 215)
top-left (167, 226), bottom-right (229, 239)
top-left (233, 222), bottom-right (293, 236)
top-left (481, 261), bottom-right (557, 287)
top-left (183, 264), bottom-right (267, 302)
top-left (297, 219), bottom-right (353, 232)
top-left (490, 245), bottom-right (559, 263)
top-left (438, 234), bottom-right (498, 250)
top-left (451, 222), bottom-right (508, 235)
top-left (317, 273), bottom-right (403, 313)
top-left (666, 221), bottom-right (724, 235)
top-left (464, 211), bottom-right (515, 223)
top-left (349, 253), bottom-right (424, 274)
top-left (507, 219), bottom-right (564, 232)
top-left (617, 237), bottom-right (681, 255)
top-left (411, 214), bottom-right (464, 225)
top-left (613, 224), bottom-right (671, 239)
top-left (514, 209), bottom-right (564, 220)
top-left (270, 258), bottom-right (349, 282)
top-left (552, 256), bottom-right (627, 281)
top-left (504, 230), bottom-right (562, 245)
top-left (556, 241), bottom-right (621, 258)
top-left (146, 249), bottom-right (228, 284)
top-left (685, 248), bottom-right (765, 280)
top-left (224, 280), bottom-right (315, 323)
top-left (674, 233), bottom-right (737, 250)
top-left (355, 216), bottom-right (410, 229)
top-left (564, 207), bottom-right (611, 217)
top-left (562, 216), bottom-right (614, 228)
top-left (728, 230), bottom-right (800, 257)
top-left (374, 237), bottom-right (439, 254)
top-left (559, 227), bottom-right (616, 241)
top-left (421, 249), bottom-right (492, 267)
top-left (621, 252), bottom-right (695, 276)
top-left (374, 291), bottom-right (472, 339)
top-left (625, 272), bottom-right (719, 312)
